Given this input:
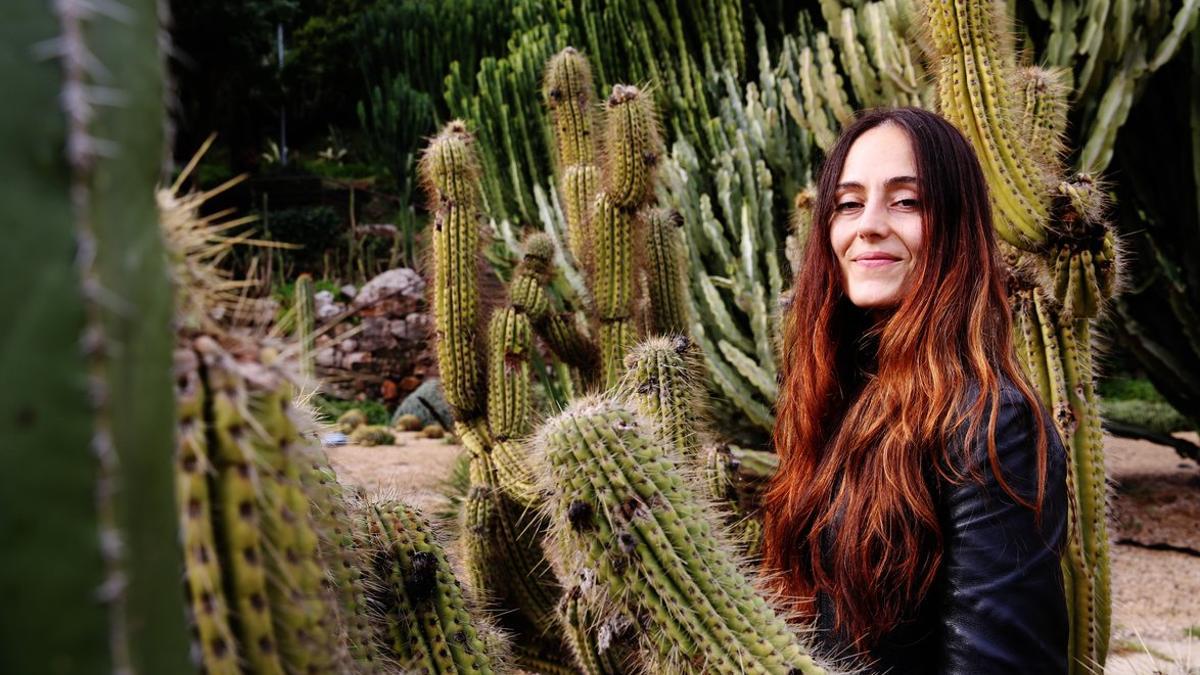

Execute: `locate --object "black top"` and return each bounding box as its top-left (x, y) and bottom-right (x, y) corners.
top-left (811, 379), bottom-right (1070, 674)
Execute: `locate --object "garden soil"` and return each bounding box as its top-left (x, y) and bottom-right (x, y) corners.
top-left (329, 430), bottom-right (1200, 673)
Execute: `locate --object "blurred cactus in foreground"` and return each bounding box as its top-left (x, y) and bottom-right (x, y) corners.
top-left (1, 0), bottom-right (191, 670)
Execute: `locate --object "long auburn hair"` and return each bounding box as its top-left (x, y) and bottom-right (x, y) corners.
top-left (761, 107), bottom-right (1052, 648)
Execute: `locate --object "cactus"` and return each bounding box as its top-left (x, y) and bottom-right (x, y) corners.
top-left (339, 408), bottom-right (369, 433)
top-left (422, 424), bottom-right (447, 439)
top-left (535, 398), bottom-right (828, 674)
top-left (365, 500), bottom-right (502, 674)
top-left (351, 425), bottom-right (398, 447)
top-left (295, 273), bottom-right (316, 384)
top-left (395, 413), bottom-right (425, 432)
top-left (0, 0), bottom-right (193, 670)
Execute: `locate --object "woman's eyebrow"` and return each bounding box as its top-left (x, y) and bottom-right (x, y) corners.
top-left (835, 176), bottom-right (918, 192)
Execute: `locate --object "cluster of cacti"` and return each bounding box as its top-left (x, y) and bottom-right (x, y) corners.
top-left (443, 0), bottom-right (744, 233)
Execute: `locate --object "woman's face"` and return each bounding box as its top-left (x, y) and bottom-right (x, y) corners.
top-left (829, 123), bottom-right (925, 311)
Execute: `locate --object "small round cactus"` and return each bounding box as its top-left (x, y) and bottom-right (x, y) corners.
top-left (394, 413), bottom-right (424, 432)
top-left (337, 409), bottom-right (367, 434)
top-left (350, 425), bottom-right (396, 447)
top-left (421, 424), bottom-right (446, 439)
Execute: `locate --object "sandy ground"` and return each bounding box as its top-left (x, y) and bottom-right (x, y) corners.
top-left (329, 430), bottom-right (1200, 673)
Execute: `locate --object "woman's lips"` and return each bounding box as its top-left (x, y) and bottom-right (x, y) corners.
top-left (854, 257), bottom-right (899, 268)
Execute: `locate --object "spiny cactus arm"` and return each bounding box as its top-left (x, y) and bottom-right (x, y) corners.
top-left (1057, 317), bottom-right (1111, 666)
top-left (372, 501), bottom-right (499, 674)
top-left (538, 400), bottom-right (828, 674)
top-left (421, 121), bottom-right (486, 420)
top-left (621, 336), bottom-right (705, 458)
top-left (511, 232), bottom-right (600, 378)
top-left (174, 349), bottom-right (240, 674)
top-left (460, 447), bottom-right (561, 634)
top-left (1, 0), bottom-right (191, 670)
top-left (1017, 292), bottom-right (1099, 675)
top-left (299, 457), bottom-right (382, 670)
top-left (545, 48), bottom-right (601, 268)
top-left (643, 208), bottom-right (691, 336)
top-left (487, 307), bottom-right (534, 441)
top-left (1016, 67), bottom-right (1070, 165)
top-left (1048, 177), bottom-right (1118, 320)
top-left (253, 381), bottom-right (344, 673)
top-left (601, 85), bottom-right (661, 210)
top-left (295, 273), bottom-right (316, 384)
top-left (925, 0), bottom-right (1054, 249)
top-left (203, 347), bottom-right (287, 675)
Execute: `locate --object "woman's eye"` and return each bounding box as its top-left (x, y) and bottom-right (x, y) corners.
top-left (894, 198), bottom-right (920, 209)
top-left (835, 201), bottom-right (862, 212)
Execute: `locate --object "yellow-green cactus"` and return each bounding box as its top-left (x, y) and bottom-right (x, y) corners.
top-left (420, 120), bottom-right (485, 419)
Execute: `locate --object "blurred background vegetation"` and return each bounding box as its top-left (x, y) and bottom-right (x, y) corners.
top-left (166, 0), bottom-right (1199, 445)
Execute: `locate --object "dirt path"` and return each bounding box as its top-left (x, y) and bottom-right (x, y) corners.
top-left (330, 429), bottom-right (1200, 672)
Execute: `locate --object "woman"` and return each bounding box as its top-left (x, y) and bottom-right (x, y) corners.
top-left (762, 108), bottom-right (1069, 674)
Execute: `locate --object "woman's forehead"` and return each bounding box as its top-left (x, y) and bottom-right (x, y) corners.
top-left (837, 124), bottom-right (918, 186)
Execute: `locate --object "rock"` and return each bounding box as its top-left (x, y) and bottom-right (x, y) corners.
top-left (340, 284), bottom-right (358, 299)
top-left (314, 290), bottom-right (345, 321)
top-left (343, 352), bottom-right (373, 370)
top-left (338, 338), bottom-right (358, 353)
top-left (391, 378), bottom-right (452, 429)
top-left (354, 268), bottom-right (424, 309)
top-left (315, 347), bottom-right (337, 368)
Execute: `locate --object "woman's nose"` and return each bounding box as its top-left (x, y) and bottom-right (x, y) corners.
top-left (856, 198), bottom-right (892, 238)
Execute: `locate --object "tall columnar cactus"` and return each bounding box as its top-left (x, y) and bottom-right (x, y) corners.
top-left (545, 47), bottom-right (601, 269)
top-left (924, 1), bottom-right (1118, 669)
top-left (295, 273), bottom-right (316, 384)
top-left (0, 0), bottom-right (193, 671)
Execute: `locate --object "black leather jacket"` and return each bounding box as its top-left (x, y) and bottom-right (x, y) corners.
top-left (812, 380), bottom-right (1070, 674)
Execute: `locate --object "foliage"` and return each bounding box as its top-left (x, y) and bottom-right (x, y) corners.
top-left (260, 205), bottom-right (343, 267)
top-left (315, 396), bottom-right (391, 427)
top-left (1101, 399), bottom-right (1194, 435)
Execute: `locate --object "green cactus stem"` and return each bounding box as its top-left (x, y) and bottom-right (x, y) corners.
top-left (545, 47), bottom-right (601, 267)
top-left (252, 375), bottom-right (343, 673)
top-left (926, 0), bottom-right (1054, 249)
top-left (643, 208), bottom-right (690, 336)
top-left (621, 336), bottom-right (704, 458)
top-left (487, 307), bottom-right (533, 441)
top-left (299, 456), bottom-right (381, 670)
top-left (295, 273), bottom-right (316, 384)
top-left (1, 0), bottom-right (193, 671)
top-left (174, 349), bottom-right (240, 674)
top-left (421, 120), bottom-right (485, 419)
top-left (201, 341), bottom-right (287, 675)
top-left (601, 85), bottom-right (662, 210)
top-left (367, 500), bottom-right (499, 674)
top-left (460, 448), bottom-right (561, 634)
top-left (537, 398), bottom-right (827, 674)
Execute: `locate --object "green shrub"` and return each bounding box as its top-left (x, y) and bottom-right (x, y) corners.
top-left (261, 205), bottom-right (344, 263)
top-left (315, 396), bottom-right (390, 427)
top-left (1101, 399), bottom-right (1194, 435)
top-left (1098, 376), bottom-right (1167, 403)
